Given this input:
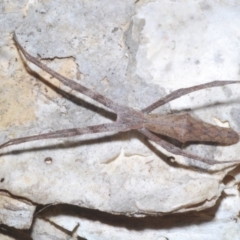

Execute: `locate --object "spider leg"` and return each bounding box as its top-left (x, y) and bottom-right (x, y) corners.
top-left (0, 122), bottom-right (131, 150)
top-left (138, 128), bottom-right (240, 166)
top-left (13, 33), bottom-right (126, 113)
top-left (142, 80), bottom-right (240, 114)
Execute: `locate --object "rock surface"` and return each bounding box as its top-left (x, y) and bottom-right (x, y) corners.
top-left (0, 0), bottom-right (240, 239)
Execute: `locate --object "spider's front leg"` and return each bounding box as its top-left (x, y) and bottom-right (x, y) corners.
top-left (0, 33), bottom-right (146, 151)
top-left (13, 32), bottom-right (127, 114)
top-left (0, 122), bottom-right (136, 150)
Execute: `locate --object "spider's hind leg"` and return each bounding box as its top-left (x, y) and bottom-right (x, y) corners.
top-left (138, 128), bottom-right (240, 167)
top-left (141, 80), bottom-right (240, 114)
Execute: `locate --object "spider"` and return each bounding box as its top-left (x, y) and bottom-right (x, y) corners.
top-left (1, 32), bottom-right (240, 167)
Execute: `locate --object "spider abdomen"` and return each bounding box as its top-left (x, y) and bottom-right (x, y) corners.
top-left (144, 113), bottom-right (239, 145)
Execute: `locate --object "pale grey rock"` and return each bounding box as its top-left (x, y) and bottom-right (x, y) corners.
top-left (0, 0), bottom-right (240, 239)
top-left (0, 192), bottom-right (36, 229)
top-left (31, 218), bottom-right (71, 240)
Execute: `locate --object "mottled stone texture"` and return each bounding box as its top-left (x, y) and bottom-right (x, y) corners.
top-left (0, 0), bottom-right (240, 239)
